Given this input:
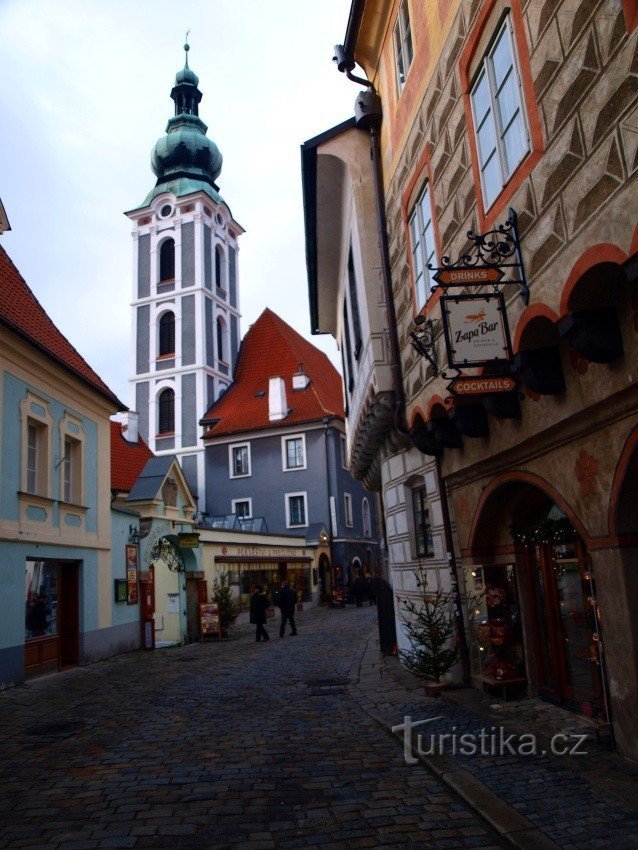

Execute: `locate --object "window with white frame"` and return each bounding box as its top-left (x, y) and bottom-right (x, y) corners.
top-left (158, 388), bottom-right (175, 435)
top-left (344, 493), bottom-right (353, 528)
top-left (409, 183), bottom-right (438, 309)
top-left (286, 492), bottom-right (307, 528)
top-left (340, 435), bottom-right (347, 469)
top-left (282, 435), bottom-right (306, 471)
top-left (412, 485), bottom-right (434, 557)
top-left (393, 0), bottom-right (413, 93)
top-left (362, 498), bottom-right (371, 538)
top-left (26, 422), bottom-right (42, 495)
top-left (232, 498), bottom-right (252, 519)
top-left (158, 311), bottom-right (175, 357)
top-left (470, 16), bottom-right (529, 209)
top-left (229, 442), bottom-right (251, 477)
top-left (20, 393), bottom-right (53, 499)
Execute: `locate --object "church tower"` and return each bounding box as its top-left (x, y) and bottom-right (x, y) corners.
top-left (126, 44), bottom-right (243, 509)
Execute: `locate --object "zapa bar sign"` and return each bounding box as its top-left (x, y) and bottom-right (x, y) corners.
top-left (441, 292), bottom-right (513, 369)
top-left (449, 376), bottom-right (518, 396)
top-left (433, 266), bottom-right (504, 287)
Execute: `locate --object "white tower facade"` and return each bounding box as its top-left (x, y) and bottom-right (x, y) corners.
top-left (126, 46), bottom-right (243, 510)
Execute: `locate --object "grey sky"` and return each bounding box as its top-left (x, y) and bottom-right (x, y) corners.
top-left (0, 0), bottom-right (356, 406)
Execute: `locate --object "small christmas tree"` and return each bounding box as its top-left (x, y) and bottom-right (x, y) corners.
top-left (212, 571), bottom-right (239, 638)
top-left (400, 574), bottom-right (459, 683)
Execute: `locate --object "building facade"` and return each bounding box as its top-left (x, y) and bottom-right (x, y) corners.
top-left (0, 243), bottom-right (127, 685)
top-left (202, 308), bottom-right (379, 596)
top-left (126, 46), bottom-right (243, 509)
top-left (303, 0), bottom-right (638, 759)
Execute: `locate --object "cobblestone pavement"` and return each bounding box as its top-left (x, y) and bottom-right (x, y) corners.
top-left (0, 607), bottom-right (506, 850)
top-left (352, 629), bottom-right (638, 850)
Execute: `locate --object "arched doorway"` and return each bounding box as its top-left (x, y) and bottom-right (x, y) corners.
top-left (469, 478), bottom-right (607, 719)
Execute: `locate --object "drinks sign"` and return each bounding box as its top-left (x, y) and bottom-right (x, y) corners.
top-left (440, 292), bottom-right (512, 368)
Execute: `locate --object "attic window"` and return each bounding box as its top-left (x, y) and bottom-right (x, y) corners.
top-left (254, 390), bottom-right (266, 398)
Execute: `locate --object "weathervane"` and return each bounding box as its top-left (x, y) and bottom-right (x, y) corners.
top-left (184, 29), bottom-right (191, 64)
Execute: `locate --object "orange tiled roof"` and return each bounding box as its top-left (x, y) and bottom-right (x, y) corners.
top-left (202, 308), bottom-right (344, 438)
top-left (110, 421), bottom-right (154, 493)
top-left (0, 245), bottom-right (125, 409)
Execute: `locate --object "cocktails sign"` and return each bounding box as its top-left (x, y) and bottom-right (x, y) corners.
top-left (440, 292), bottom-right (512, 369)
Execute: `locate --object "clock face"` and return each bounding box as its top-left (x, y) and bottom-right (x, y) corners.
top-left (160, 204), bottom-right (173, 218)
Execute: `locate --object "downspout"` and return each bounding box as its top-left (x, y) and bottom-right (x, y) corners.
top-left (335, 35), bottom-right (471, 684)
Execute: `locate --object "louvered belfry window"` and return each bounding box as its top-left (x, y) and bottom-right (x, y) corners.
top-left (159, 239), bottom-right (175, 282)
top-left (158, 388), bottom-right (175, 434)
top-left (159, 312), bottom-right (175, 356)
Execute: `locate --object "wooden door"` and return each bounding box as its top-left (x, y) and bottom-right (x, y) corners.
top-left (59, 563), bottom-right (79, 667)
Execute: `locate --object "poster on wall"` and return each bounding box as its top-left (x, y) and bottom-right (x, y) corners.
top-left (440, 292), bottom-right (512, 369)
top-left (125, 544), bottom-right (139, 605)
top-left (200, 603), bottom-right (220, 640)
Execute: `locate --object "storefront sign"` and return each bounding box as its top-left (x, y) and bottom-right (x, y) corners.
top-left (434, 266), bottom-right (504, 287)
top-left (449, 376), bottom-right (518, 396)
top-left (441, 292), bottom-right (512, 368)
top-left (178, 532), bottom-right (200, 549)
top-left (125, 545), bottom-right (139, 605)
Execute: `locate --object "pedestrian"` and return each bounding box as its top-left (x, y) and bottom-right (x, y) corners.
top-left (275, 580), bottom-right (298, 637)
top-left (365, 572), bottom-right (377, 606)
top-left (353, 574), bottom-right (366, 607)
top-left (250, 585), bottom-right (270, 642)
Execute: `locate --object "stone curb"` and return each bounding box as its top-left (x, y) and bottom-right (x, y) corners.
top-left (351, 637), bottom-right (562, 850)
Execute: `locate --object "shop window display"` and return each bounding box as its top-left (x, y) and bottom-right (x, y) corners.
top-left (25, 561), bottom-right (58, 639)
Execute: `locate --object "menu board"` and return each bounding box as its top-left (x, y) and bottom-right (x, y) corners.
top-left (125, 545), bottom-right (139, 605)
top-left (200, 603), bottom-right (221, 640)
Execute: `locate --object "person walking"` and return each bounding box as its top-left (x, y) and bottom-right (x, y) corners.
top-left (250, 585), bottom-right (270, 642)
top-left (275, 580), bottom-right (298, 637)
top-left (353, 574), bottom-right (366, 607)
top-left (365, 571), bottom-right (377, 606)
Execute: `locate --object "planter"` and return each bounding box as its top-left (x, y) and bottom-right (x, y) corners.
top-left (424, 679), bottom-right (453, 697)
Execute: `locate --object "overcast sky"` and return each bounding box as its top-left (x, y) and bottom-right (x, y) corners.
top-left (0, 0), bottom-right (357, 406)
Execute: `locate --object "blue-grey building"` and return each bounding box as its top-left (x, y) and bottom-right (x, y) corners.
top-left (201, 309), bottom-right (379, 601)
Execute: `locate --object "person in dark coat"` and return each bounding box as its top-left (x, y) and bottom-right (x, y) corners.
top-left (353, 575), bottom-right (366, 607)
top-left (250, 586), bottom-right (270, 642)
top-left (365, 572), bottom-right (377, 606)
top-left (275, 581), bottom-right (298, 637)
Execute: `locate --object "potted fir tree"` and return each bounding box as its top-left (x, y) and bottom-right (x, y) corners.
top-left (212, 572), bottom-right (239, 639)
top-left (400, 574), bottom-right (459, 696)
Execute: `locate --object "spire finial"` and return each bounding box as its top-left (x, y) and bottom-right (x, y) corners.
top-left (184, 30), bottom-right (190, 66)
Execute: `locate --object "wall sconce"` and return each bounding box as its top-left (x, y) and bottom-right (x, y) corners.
top-left (128, 525), bottom-right (140, 545)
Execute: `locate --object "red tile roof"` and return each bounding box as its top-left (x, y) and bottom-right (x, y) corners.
top-left (202, 308), bottom-right (344, 438)
top-left (110, 421), bottom-right (154, 493)
top-left (0, 245), bottom-right (125, 409)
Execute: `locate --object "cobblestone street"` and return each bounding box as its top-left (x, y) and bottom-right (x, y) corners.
top-left (0, 607), bottom-right (504, 850)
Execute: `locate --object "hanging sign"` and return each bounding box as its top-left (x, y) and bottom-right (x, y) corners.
top-left (125, 544), bottom-right (139, 605)
top-left (441, 292), bottom-right (512, 369)
top-left (449, 376), bottom-right (518, 396)
top-left (178, 532), bottom-right (200, 549)
top-left (433, 266), bottom-right (504, 287)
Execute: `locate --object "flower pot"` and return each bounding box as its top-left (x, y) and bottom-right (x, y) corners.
top-left (424, 679), bottom-right (453, 697)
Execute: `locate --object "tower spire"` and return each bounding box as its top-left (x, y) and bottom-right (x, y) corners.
top-left (184, 30), bottom-right (190, 67)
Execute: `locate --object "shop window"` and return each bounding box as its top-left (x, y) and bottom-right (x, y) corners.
top-left (229, 442), bottom-right (251, 478)
top-left (232, 498), bottom-right (252, 519)
top-left (25, 560), bottom-right (58, 639)
top-left (344, 492), bottom-right (353, 528)
top-left (158, 311), bottom-right (175, 357)
top-left (286, 492), bottom-right (307, 528)
top-left (158, 388), bottom-right (175, 435)
top-left (470, 16), bottom-right (529, 209)
top-left (283, 435), bottom-right (306, 470)
top-left (409, 183), bottom-right (438, 310)
top-left (412, 486), bottom-right (434, 557)
top-left (362, 497), bottom-right (371, 538)
top-left (159, 238), bottom-right (175, 282)
top-left (393, 0), bottom-right (414, 94)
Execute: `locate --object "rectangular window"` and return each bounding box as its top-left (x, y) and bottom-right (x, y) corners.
top-left (409, 184), bottom-right (438, 310)
top-left (229, 443), bottom-right (250, 477)
top-left (344, 493), bottom-right (353, 528)
top-left (340, 435), bottom-right (347, 469)
top-left (343, 302), bottom-right (354, 395)
top-left (63, 438), bottom-right (73, 503)
top-left (393, 0), bottom-right (414, 93)
top-left (287, 493), bottom-right (307, 528)
top-left (347, 247), bottom-right (363, 360)
top-left (25, 560), bottom-right (58, 639)
top-left (470, 16), bottom-right (529, 209)
top-left (26, 423), bottom-right (39, 495)
top-left (412, 487), bottom-right (434, 557)
top-left (232, 499), bottom-right (251, 519)
top-left (283, 435), bottom-right (305, 470)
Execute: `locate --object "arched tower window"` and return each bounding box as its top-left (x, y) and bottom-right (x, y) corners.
top-left (159, 239), bottom-right (175, 282)
top-left (217, 317), bottom-right (225, 362)
top-left (215, 245), bottom-right (224, 289)
top-left (158, 388), bottom-right (175, 434)
top-left (158, 311), bottom-right (175, 357)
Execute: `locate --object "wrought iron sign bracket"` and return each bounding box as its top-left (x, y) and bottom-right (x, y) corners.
top-left (429, 208), bottom-right (530, 305)
top-left (409, 317), bottom-right (438, 376)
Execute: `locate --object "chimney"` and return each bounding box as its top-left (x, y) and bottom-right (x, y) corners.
top-left (268, 377), bottom-right (288, 421)
top-left (292, 362), bottom-right (310, 391)
top-left (121, 411), bottom-right (139, 443)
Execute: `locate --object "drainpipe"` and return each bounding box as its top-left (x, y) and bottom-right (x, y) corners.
top-left (335, 40), bottom-right (471, 684)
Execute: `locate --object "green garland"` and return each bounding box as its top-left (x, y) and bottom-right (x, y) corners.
top-left (510, 517), bottom-right (577, 546)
